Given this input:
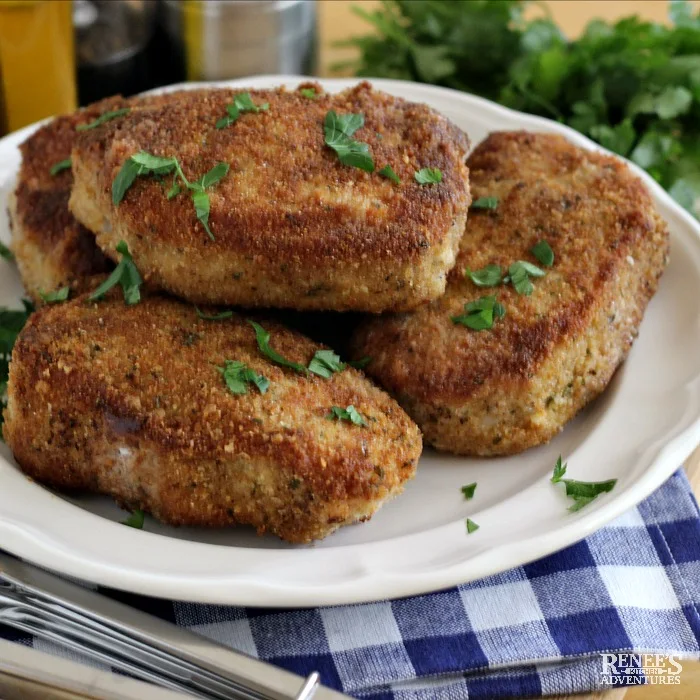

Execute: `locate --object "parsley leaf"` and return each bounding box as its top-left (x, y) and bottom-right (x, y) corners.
top-left (112, 158), bottom-right (145, 204)
top-left (199, 162), bottom-right (230, 189)
top-left (113, 153), bottom-right (228, 240)
top-left (196, 307), bottom-right (233, 321)
top-left (308, 349), bottom-right (346, 378)
top-left (216, 92), bottom-right (269, 128)
top-left (452, 295), bottom-right (505, 331)
top-left (466, 518), bottom-right (480, 534)
top-left (39, 286), bottom-right (70, 304)
top-left (192, 190), bottom-right (213, 240)
top-left (327, 405), bottom-right (367, 426)
top-left (300, 88), bottom-right (317, 99)
top-left (550, 455), bottom-right (617, 511)
top-left (461, 482), bottom-right (477, 499)
top-left (76, 107), bottom-right (130, 132)
top-left (50, 158), bottom-right (71, 176)
top-left (414, 167), bottom-right (442, 184)
top-left (348, 356), bottom-right (372, 369)
top-left (0, 241), bottom-right (13, 261)
top-left (508, 261), bottom-right (545, 296)
top-left (551, 456), bottom-right (567, 483)
top-left (471, 196), bottom-right (499, 210)
top-left (217, 360), bottom-right (269, 395)
top-left (378, 164), bottom-right (401, 183)
top-left (122, 509), bottom-right (145, 529)
top-left (248, 321), bottom-right (307, 373)
top-left (531, 240), bottom-right (554, 267)
top-left (89, 240), bottom-right (142, 305)
top-left (466, 264), bottom-right (502, 287)
top-left (324, 110), bottom-right (375, 172)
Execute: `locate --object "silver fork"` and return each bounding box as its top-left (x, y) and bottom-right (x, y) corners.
top-left (0, 553), bottom-right (349, 700)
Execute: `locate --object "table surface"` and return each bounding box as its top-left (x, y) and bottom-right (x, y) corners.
top-left (317, 2), bottom-right (700, 697)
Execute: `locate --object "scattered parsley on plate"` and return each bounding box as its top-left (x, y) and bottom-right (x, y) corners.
top-left (551, 456), bottom-right (617, 511)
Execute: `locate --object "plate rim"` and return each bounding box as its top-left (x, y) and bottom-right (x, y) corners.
top-left (1, 75), bottom-right (699, 606)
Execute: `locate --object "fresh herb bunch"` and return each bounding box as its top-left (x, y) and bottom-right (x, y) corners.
top-left (340, 0), bottom-right (700, 218)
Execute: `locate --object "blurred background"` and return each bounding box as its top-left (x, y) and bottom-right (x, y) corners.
top-left (0, 0), bottom-right (698, 217)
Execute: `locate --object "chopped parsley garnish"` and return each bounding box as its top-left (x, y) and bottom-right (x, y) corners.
top-left (217, 360), bottom-right (269, 395)
top-left (327, 405), bottom-right (366, 426)
top-left (378, 164), bottom-right (400, 184)
top-left (89, 240), bottom-right (142, 305)
top-left (452, 295), bottom-right (505, 331)
top-left (461, 482), bottom-right (477, 500)
top-left (508, 260), bottom-right (545, 296)
top-left (196, 307), bottom-right (233, 321)
top-left (216, 92), bottom-right (269, 129)
top-left (348, 356), bottom-right (372, 369)
top-left (466, 518), bottom-right (480, 534)
top-left (414, 167), bottom-right (442, 184)
top-left (122, 509), bottom-right (145, 529)
top-left (324, 110), bottom-right (375, 172)
top-left (112, 152), bottom-right (229, 241)
top-left (308, 349), bottom-right (346, 378)
top-left (471, 196), bottom-right (499, 210)
top-left (550, 456), bottom-right (617, 512)
top-left (466, 264), bottom-right (502, 287)
top-left (300, 88), bottom-right (317, 99)
top-left (39, 286), bottom-right (70, 304)
top-left (0, 241), bottom-right (13, 261)
top-left (531, 240), bottom-right (555, 267)
top-left (248, 321), bottom-right (307, 374)
top-left (50, 158), bottom-right (71, 176)
top-left (551, 456), bottom-right (567, 483)
top-left (76, 107), bottom-right (130, 132)
top-left (0, 299), bottom-right (34, 440)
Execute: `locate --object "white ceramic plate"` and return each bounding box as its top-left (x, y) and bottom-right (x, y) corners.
top-left (1, 77), bottom-right (699, 607)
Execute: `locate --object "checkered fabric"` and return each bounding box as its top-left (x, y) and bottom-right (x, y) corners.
top-left (3, 469), bottom-right (700, 699)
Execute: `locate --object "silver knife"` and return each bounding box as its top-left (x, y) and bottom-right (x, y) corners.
top-left (0, 552), bottom-right (351, 700)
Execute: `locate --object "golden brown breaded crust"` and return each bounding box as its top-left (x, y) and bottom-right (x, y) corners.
top-left (10, 93), bottom-right (181, 303)
top-left (352, 131), bottom-right (669, 455)
top-left (3, 291), bottom-right (421, 542)
top-left (69, 82), bottom-right (471, 312)
top-left (9, 98), bottom-right (121, 302)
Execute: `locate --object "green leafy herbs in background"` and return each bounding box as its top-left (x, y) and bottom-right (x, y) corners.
top-left (340, 0), bottom-right (700, 219)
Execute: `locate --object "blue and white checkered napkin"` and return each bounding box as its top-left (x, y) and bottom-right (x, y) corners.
top-left (3, 469), bottom-right (700, 699)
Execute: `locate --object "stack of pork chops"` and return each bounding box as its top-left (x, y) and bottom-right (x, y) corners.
top-left (3, 82), bottom-right (669, 543)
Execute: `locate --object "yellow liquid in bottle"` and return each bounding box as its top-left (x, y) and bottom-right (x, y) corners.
top-left (0, 0), bottom-right (76, 132)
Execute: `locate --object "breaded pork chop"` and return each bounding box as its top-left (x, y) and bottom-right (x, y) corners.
top-left (352, 131), bottom-right (669, 456)
top-left (10, 93), bottom-right (173, 303)
top-left (8, 98), bottom-right (120, 303)
top-left (2, 291), bottom-right (421, 542)
top-left (69, 82), bottom-right (471, 312)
